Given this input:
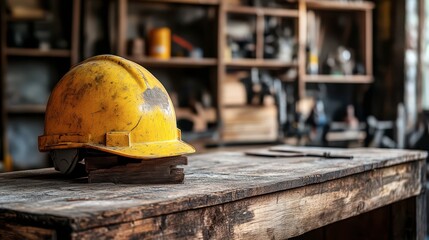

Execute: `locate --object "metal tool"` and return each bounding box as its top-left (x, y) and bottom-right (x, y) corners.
top-left (269, 148), bottom-right (353, 159)
top-left (245, 148), bottom-right (353, 159)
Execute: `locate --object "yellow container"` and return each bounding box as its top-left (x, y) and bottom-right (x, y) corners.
top-left (149, 27), bottom-right (171, 59)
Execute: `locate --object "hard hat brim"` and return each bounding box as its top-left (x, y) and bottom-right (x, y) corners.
top-left (85, 140), bottom-right (195, 159)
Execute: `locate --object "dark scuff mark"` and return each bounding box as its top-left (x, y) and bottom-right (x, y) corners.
top-left (95, 74), bottom-right (104, 84)
top-left (130, 115), bottom-right (143, 132)
top-left (75, 115), bottom-right (83, 130)
top-left (111, 92), bottom-right (118, 100)
top-left (61, 82), bottom-right (92, 109)
top-left (137, 68), bottom-right (150, 88)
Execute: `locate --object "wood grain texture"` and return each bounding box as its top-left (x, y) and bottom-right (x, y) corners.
top-left (297, 0), bottom-right (306, 98)
top-left (71, 161), bottom-right (423, 239)
top-left (225, 59), bottom-right (298, 69)
top-left (305, 0), bottom-right (375, 11)
top-left (224, 6), bottom-right (299, 18)
top-left (0, 221), bottom-right (55, 240)
top-left (5, 48), bottom-right (71, 57)
top-left (127, 56), bottom-right (217, 67)
top-left (0, 146), bottom-right (426, 237)
top-left (71, 0), bottom-right (80, 65)
top-left (87, 156), bottom-right (187, 184)
top-left (303, 74), bottom-right (373, 84)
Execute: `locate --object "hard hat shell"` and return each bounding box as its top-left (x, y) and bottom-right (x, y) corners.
top-left (38, 55), bottom-right (195, 159)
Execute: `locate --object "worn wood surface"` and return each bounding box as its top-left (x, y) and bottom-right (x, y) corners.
top-left (0, 146), bottom-right (426, 239)
top-left (87, 155), bottom-right (187, 184)
top-left (0, 221), bottom-right (56, 240)
top-left (72, 161), bottom-right (424, 239)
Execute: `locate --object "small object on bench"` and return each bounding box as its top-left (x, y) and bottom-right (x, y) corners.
top-left (86, 155), bottom-right (187, 184)
top-left (245, 146), bottom-right (353, 159)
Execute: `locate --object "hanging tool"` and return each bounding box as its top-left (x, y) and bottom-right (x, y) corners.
top-left (270, 148), bottom-right (353, 159)
top-left (245, 147), bottom-right (353, 159)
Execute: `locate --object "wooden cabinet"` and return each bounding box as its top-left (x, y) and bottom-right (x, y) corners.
top-left (298, 0), bottom-right (374, 97)
top-left (219, 1), bottom-right (299, 142)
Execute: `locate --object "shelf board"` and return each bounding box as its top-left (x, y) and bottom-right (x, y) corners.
top-left (127, 56), bottom-right (217, 67)
top-left (7, 104), bottom-right (46, 114)
top-left (132, 0), bottom-right (219, 5)
top-left (6, 16), bottom-right (47, 22)
top-left (225, 6), bottom-right (299, 17)
top-left (226, 59), bottom-right (298, 69)
top-left (303, 75), bottom-right (373, 84)
top-left (305, 0), bottom-right (374, 11)
top-left (6, 48), bottom-right (71, 57)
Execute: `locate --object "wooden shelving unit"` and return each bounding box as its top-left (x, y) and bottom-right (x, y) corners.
top-left (297, 0), bottom-right (374, 97)
top-left (303, 75), bottom-right (373, 84)
top-left (219, 1), bottom-right (301, 142)
top-left (305, 0), bottom-right (374, 11)
top-left (6, 16), bottom-right (47, 22)
top-left (127, 56), bottom-right (217, 68)
top-left (6, 48), bottom-right (71, 58)
top-left (6, 104), bottom-right (46, 114)
top-left (225, 59), bottom-right (298, 69)
top-left (0, 0), bottom-right (375, 166)
top-left (132, 0), bottom-right (219, 5)
top-left (0, 0), bottom-right (81, 170)
top-left (225, 6), bottom-right (299, 17)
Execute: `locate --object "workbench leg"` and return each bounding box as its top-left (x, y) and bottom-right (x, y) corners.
top-left (416, 158), bottom-right (427, 240)
top-left (391, 158), bottom-right (426, 240)
top-left (416, 192), bottom-right (427, 240)
top-left (390, 194), bottom-right (426, 240)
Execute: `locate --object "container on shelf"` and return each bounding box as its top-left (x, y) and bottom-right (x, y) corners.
top-left (149, 27), bottom-right (171, 59)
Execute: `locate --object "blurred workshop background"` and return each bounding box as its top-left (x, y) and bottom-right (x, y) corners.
top-left (0, 0), bottom-right (428, 171)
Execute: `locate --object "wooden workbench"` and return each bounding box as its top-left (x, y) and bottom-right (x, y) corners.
top-left (0, 146), bottom-right (427, 239)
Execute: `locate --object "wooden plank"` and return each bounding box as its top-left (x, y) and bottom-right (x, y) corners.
top-left (222, 105), bottom-right (277, 122)
top-left (225, 59), bottom-right (298, 69)
top-left (416, 193), bottom-right (427, 240)
top-left (365, 9), bottom-right (373, 76)
top-left (303, 74), bottom-right (373, 83)
top-left (118, 0), bottom-right (127, 56)
top-left (5, 48), bottom-right (71, 57)
top-left (417, 0), bottom-right (424, 113)
top-left (0, 221), bottom-right (55, 240)
top-left (294, 195), bottom-right (425, 240)
top-left (305, 0), bottom-right (375, 11)
top-left (322, 204), bottom-right (391, 240)
top-left (391, 194), bottom-right (427, 240)
top-left (225, 6), bottom-right (299, 18)
top-left (221, 106), bottom-right (278, 141)
top-left (256, 14), bottom-right (264, 59)
top-left (0, 148), bottom-right (426, 233)
top-left (126, 56), bottom-right (217, 67)
top-left (6, 104), bottom-right (46, 114)
top-left (87, 156), bottom-right (188, 184)
top-left (217, 0), bottom-right (226, 141)
top-left (298, 0), bottom-right (306, 98)
top-left (133, 0), bottom-right (219, 5)
top-left (70, 160), bottom-right (424, 239)
top-left (0, 0), bottom-right (7, 166)
top-left (71, 0), bottom-right (80, 65)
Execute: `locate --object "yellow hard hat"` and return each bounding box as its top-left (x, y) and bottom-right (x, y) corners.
top-left (39, 55), bottom-right (195, 159)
